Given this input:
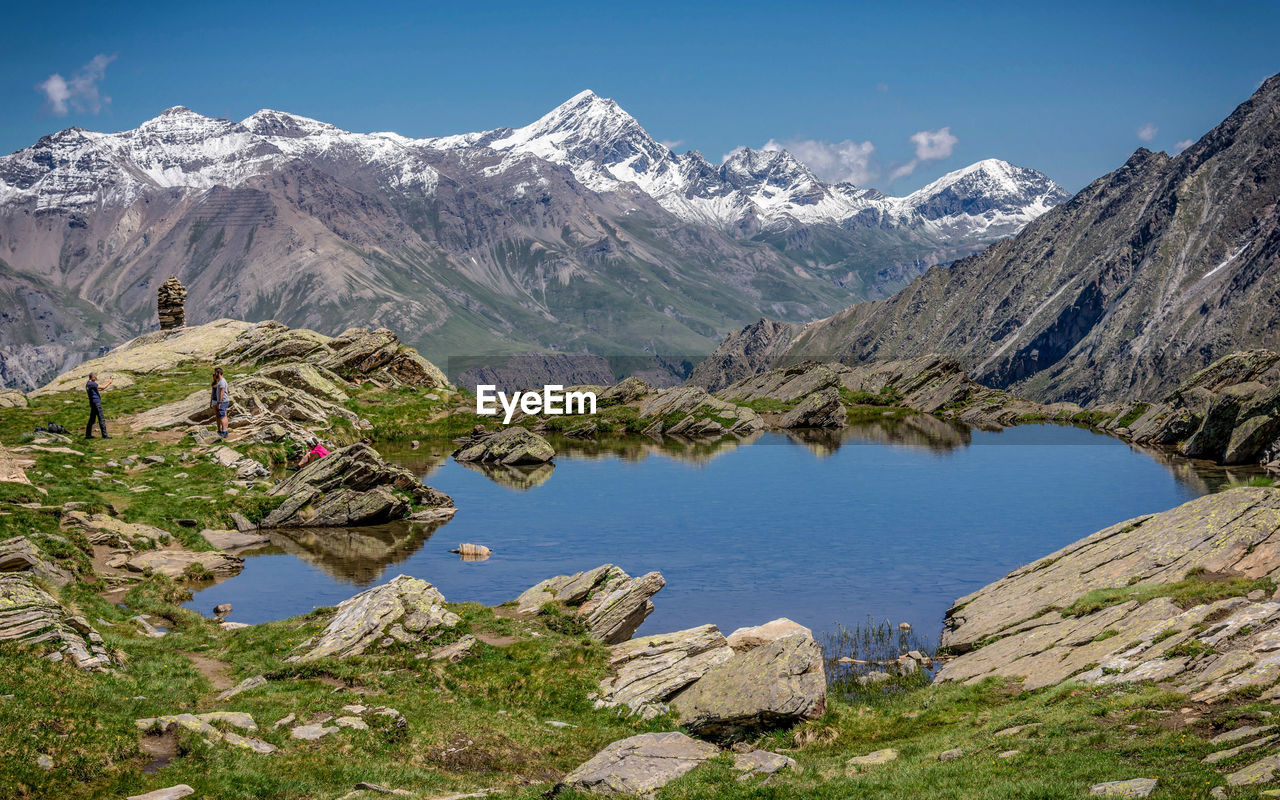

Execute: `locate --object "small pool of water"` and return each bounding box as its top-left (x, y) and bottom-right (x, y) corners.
top-left (187, 418), bottom-right (1259, 642)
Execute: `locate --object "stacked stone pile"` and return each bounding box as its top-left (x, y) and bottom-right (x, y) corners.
top-left (157, 276), bottom-right (187, 329)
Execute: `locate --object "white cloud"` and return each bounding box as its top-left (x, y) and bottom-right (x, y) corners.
top-left (888, 126), bottom-right (959, 182)
top-left (659, 139), bottom-right (684, 150)
top-left (1137, 122), bottom-right (1158, 143)
top-left (1173, 138), bottom-right (1195, 154)
top-left (37, 54), bottom-right (116, 116)
top-left (761, 137), bottom-right (878, 185)
top-left (909, 126), bottom-right (958, 160)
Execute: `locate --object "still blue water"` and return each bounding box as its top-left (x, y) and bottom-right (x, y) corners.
top-left (187, 422), bottom-right (1236, 641)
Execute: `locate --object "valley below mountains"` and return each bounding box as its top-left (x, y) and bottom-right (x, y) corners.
top-left (0, 91), bottom-right (1066, 391)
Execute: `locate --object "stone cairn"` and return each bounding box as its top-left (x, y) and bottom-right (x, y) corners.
top-left (157, 276), bottom-right (187, 330)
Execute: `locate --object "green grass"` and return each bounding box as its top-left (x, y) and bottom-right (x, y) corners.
top-left (1063, 574), bottom-right (1276, 618)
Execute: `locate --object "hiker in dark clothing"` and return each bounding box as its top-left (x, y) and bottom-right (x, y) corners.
top-left (85, 372), bottom-right (113, 439)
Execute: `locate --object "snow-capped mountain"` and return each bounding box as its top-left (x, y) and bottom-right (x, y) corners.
top-left (0, 91), bottom-right (1068, 391)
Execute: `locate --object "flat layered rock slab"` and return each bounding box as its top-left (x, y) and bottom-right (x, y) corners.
top-left (597, 624), bottom-right (734, 714)
top-left (1089, 777), bottom-right (1158, 797)
top-left (558, 731), bottom-right (718, 796)
top-left (124, 550), bottom-right (244, 579)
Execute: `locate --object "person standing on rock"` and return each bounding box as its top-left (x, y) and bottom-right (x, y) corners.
top-left (84, 372), bottom-right (113, 439)
top-left (210, 367), bottom-right (230, 438)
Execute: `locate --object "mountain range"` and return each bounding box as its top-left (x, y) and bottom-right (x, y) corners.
top-left (0, 91), bottom-right (1066, 390)
top-left (689, 75), bottom-right (1280, 405)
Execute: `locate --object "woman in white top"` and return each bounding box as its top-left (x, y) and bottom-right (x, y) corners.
top-left (211, 367), bottom-right (230, 438)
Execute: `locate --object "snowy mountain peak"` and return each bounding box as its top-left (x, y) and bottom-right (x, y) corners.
top-left (241, 109), bottom-right (336, 139)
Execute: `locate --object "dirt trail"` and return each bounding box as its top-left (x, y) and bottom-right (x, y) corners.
top-left (183, 651), bottom-right (235, 692)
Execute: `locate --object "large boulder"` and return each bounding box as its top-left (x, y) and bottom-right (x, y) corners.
top-left (293, 575), bottom-right (459, 661)
top-left (671, 633), bottom-right (827, 742)
top-left (556, 732), bottom-right (718, 797)
top-left (726, 618), bottom-right (813, 652)
top-left (515, 564), bottom-right (664, 644)
top-left (777, 388), bottom-right (847, 429)
top-left (453, 426), bottom-right (555, 466)
top-left (262, 443), bottom-right (451, 528)
top-left (937, 488), bottom-right (1280, 697)
top-left (0, 574), bottom-right (112, 671)
top-left (0, 389), bottom-right (27, 408)
top-left (596, 624), bottom-right (735, 716)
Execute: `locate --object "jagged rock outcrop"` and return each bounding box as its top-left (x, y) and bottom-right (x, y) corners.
top-left (262, 443), bottom-right (451, 528)
top-left (60, 511), bottom-right (171, 549)
top-left (636, 387), bottom-right (763, 438)
top-left (0, 574), bottom-right (111, 671)
top-left (598, 376), bottom-right (653, 406)
top-left (686, 319), bottom-right (800, 392)
top-left (453, 426), bottom-right (555, 466)
top-left (777, 387), bottom-right (847, 429)
top-left (671, 632), bottom-right (827, 742)
top-left (596, 624), bottom-right (735, 717)
top-left (515, 564), bottom-right (664, 644)
top-left (293, 574), bottom-right (459, 661)
top-left (1099, 351), bottom-right (1280, 469)
top-left (318, 327), bottom-right (447, 388)
top-left (938, 488), bottom-right (1280, 699)
top-left (556, 731), bottom-right (718, 797)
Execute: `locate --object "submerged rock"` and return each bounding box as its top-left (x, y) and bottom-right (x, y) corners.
top-left (556, 731), bottom-right (718, 796)
top-left (294, 575), bottom-right (459, 661)
top-left (515, 564), bottom-right (664, 644)
top-left (671, 633), bottom-right (827, 742)
top-left (453, 426), bottom-right (555, 466)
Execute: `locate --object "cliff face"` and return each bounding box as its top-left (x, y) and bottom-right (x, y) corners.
top-left (696, 75), bottom-right (1280, 405)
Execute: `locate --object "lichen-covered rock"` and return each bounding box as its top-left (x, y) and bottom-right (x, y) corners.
top-left (672, 633), bottom-right (827, 742)
top-left (0, 389), bottom-right (27, 408)
top-left (1089, 777), bottom-right (1158, 797)
top-left (294, 575), bottom-right (458, 661)
top-left (733, 749), bottom-right (797, 779)
top-left (777, 387), bottom-right (847, 429)
top-left (556, 731), bottom-right (718, 796)
top-left (453, 426), bottom-right (555, 466)
top-left (597, 624), bottom-right (735, 715)
top-left (0, 574), bottom-right (112, 671)
top-left (515, 564), bottom-right (664, 644)
top-left (637, 387), bottom-right (763, 438)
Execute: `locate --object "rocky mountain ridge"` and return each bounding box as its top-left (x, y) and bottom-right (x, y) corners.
top-left (690, 74), bottom-right (1280, 405)
top-left (0, 92), bottom-right (1065, 391)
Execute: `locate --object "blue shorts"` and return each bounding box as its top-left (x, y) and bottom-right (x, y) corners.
top-left (218, 400), bottom-right (230, 416)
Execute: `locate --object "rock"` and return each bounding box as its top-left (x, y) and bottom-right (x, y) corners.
top-left (291, 724), bottom-right (338, 740)
top-left (732, 749), bottom-right (797, 779)
top-left (450, 543), bottom-right (491, 559)
top-left (0, 389), bottom-right (28, 409)
top-left (672, 633), bottom-right (826, 742)
top-left (599, 376), bottom-right (653, 405)
top-left (939, 488), bottom-right (1280, 693)
top-left (846, 748), bottom-right (898, 772)
top-left (453, 426), bottom-right (555, 465)
top-left (229, 512), bottom-right (257, 533)
top-left (428, 634), bottom-right (478, 663)
top-left (156, 276), bottom-right (187, 329)
top-left (320, 327), bottom-right (447, 388)
top-left (217, 674), bottom-right (267, 701)
top-left (637, 387), bottom-right (763, 438)
top-left (515, 564), bottom-right (664, 644)
top-left (213, 603), bottom-right (232, 616)
top-left (0, 575), bottom-right (111, 671)
top-left (35, 753), bottom-right (53, 770)
top-left (123, 550), bottom-right (244, 580)
top-left (410, 507), bottom-right (458, 524)
top-left (60, 511), bottom-right (170, 548)
top-left (263, 443), bottom-right (451, 528)
top-left (938, 748), bottom-right (963, 761)
top-left (0, 536), bottom-right (74, 587)
top-left (138, 713), bottom-right (274, 753)
top-left (294, 575), bottom-right (459, 661)
top-left (556, 731), bottom-right (718, 796)
top-left (1211, 725), bottom-right (1276, 745)
top-left (726, 618), bottom-right (813, 652)
top-left (133, 616), bottom-right (167, 638)
top-left (597, 624), bottom-right (735, 715)
top-left (777, 387), bottom-right (847, 429)
top-left (273, 713), bottom-right (296, 729)
top-left (201, 528), bottom-right (269, 551)
top-left (127, 786), bottom-right (195, 800)
top-left (1089, 777), bottom-right (1158, 797)
top-left (858, 671), bottom-right (892, 685)
top-left (335, 716), bottom-right (368, 730)
top-left (997, 749), bottom-right (1021, 759)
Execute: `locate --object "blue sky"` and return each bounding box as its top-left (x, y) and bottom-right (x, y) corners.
top-left (1, 0), bottom-right (1276, 192)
